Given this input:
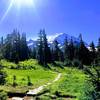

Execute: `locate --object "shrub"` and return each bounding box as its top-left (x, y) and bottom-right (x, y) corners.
top-left (72, 59), bottom-right (83, 69)
top-left (27, 76), bottom-right (32, 86)
top-left (0, 59), bottom-right (40, 70)
top-left (78, 81), bottom-right (96, 100)
top-left (12, 75), bottom-right (17, 87)
top-left (0, 60), bottom-right (17, 69)
top-left (0, 71), bottom-right (7, 85)
top-left (0, 90), bottom-right (7, 100)
top-left (18, 59), bottom-right (39, 70)
top-left (64, 59), bottom-right (72, 66)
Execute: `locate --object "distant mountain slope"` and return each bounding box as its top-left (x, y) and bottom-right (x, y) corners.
top-left (48, 33), bottom-right (81, 45)
top-left (27, 33), bottom-right (88, 48)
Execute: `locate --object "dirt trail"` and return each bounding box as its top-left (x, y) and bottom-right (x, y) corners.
top-left (27, 73), bottom-right (61, 95)
top-left (9, 73), bottom-right (62, 100)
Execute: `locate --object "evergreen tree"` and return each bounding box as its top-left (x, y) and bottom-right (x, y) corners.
top-left (37, 30), bottom-right (44, 65)
top-left (0, 37), bottom-right (4, 59)
top-left (64, 38), bottom-right (69, 62)
top-left (78, 34), bottom-right (90, 65)
top-left (53, 40), bottom-right (60, 61)
top-left (42, 29), bottom-right (51, 65)
top-left (97, 38), bottom-right (100, 52)
top-left (3, 30), bottom-right (29, 63)
top-left (11, 31), bottom-right (21, 63)
top-left (68, 38), bottom-right (75, 60)
top-left (90, 41), bottom-right (96, 63)
top-left (37, 29), bottom-right (51, 65)
top-left (64, 37), bottom-right (74, 61)
top-left (20, 33), bottom-right (28, 61)
top-left (3, 34), bottom-right (12, 61)
top-left (51, 47), bottom-right (55, 63)
top-left (33, 47), bottom-right (36, 59)
top-left (28, 47), bottom-right (36, 59)
top-left (95, 38), bottom-right (100, 66)
top-left (74, 46), bottom-right (79, 60)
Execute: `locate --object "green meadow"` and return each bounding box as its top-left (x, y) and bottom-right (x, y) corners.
top-left (0, 59), bottom-right (94, 100)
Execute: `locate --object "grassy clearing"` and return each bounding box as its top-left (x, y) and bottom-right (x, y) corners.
top-left (0, 60), bottom-right (57, 93)
top-left (38, 67), bottom-right (94, 100)
top-left (5, 69), bottom-right (57, 86)
top-left (0, 60), bottom-right (94, 99)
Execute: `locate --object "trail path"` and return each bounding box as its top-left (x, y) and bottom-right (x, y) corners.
top-left (27, 73), bottom-right (61, 95)
top-left (10, 73), bottom-right (61, 100)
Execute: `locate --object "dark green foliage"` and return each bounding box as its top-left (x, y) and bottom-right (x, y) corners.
top-left (27, 76), bottom-right (32, 86)
top-left (95, 38), bottom-right (100, 66)
top-left (13, 75), bottom-right (17, 87)
top-left (53, 40), bottom-right (62, 61)
top-left (64, 59), bottom-right (72, 66)
top-left (58, 50), bottom-right (64, 62)
top-left (68, 38), bottom-right (75, 60)
top-left (53, 40), bottom-right (59, 61)
top-left (84, 66), bottom-right (100, 99)
top-left (20, 33), bottom-right (28, 61)
top-left (3, 34), bottom-right (12, 61)
top-left (64, 37), bottom-right (69, 61)
top-left (78, 34), bottom-right (90, 65)
top-left (0, 29), bottom-right (99, 67)
top-left (37, 29), bottom-right (51, 66)
top-left (97, 38), bottom-right (100, 52)
top-left (32, 47), bottom-right (36, 59)
top-left (0, 71), bottom-right (6, 85)
top-left (11, 31), bottom-right (21, 63)
top-left (28, 47), bottom-right (36, 59)
top-left (78, 81), bottom-right (96, 100)
top-left (3, 30), bottom-right (29, 63)
top-left (0, 37), bottom-right (4, 59)
top-left (74, 46), bottom-right (79, 59)
top-left (0, 90), bottom-right (7, 100)
top-left (37, 30), bottom-right (44, 65)
top-left (90, 42), bottom-right (96, 64)
top-left (42, 30), bottom-right (51, 65)
top-left (51, 48), bottom-right (55, 63)
top-left (64, 38), bottom-right (75, 66)
top-left (72, 59), bottom-right (83, 69)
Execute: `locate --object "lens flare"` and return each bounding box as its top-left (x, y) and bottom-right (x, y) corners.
top-left (14, 0), bottom-right (34, 7)
top-left (0, 0), bottom-right (35, 23)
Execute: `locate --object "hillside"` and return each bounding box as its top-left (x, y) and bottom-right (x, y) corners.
top-left (0, 59), bottom-right (94, 100)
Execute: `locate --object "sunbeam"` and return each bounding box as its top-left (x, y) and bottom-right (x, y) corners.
top-left (14, 0), bottom-right (34, 7)
top-left (0, 0), bottom-right (35, 23)
top-left (0, 0), bottom-right (13, 23)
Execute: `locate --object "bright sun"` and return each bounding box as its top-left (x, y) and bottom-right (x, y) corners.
top-left (12, 0), bottom-right (34, 7)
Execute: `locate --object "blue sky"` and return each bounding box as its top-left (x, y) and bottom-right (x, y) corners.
top-left (0, 0), bottom-right (100, 44)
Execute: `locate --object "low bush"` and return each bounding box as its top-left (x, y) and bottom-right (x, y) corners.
top-left (72, 59), bottom-right (83, 69)
top-left (0, 59), bottom-right (40, 70)
top-left (0, 71), bottom-right (7, 85)
top-left (0, 60), bottom-right (17, 69)
top-left (18, 59), bottom-right (40, 69)
top-left (64, 59), bottom-right (72, 66)
top-left (0, 90), bottom-right (7, 100)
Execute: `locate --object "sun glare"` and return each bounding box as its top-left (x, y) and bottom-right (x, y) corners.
top-left (0, 0), bottom-right (35, 23)
top-left (13, 0), bottom-right (34, 7)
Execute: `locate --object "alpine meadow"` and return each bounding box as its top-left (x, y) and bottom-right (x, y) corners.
top-left (0, 0), bottom-right (100, 100)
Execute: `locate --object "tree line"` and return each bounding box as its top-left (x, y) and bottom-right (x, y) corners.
top-left (0, 29), bottom-right (100, 67)
top-left (0, 29), bottom-right (100, 99)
